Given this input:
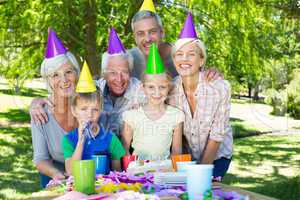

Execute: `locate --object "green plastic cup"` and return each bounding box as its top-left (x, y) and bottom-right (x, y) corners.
top-left (72, 160), bottom-right (95, 194)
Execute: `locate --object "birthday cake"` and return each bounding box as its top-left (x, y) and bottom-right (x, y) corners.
top-left (126, 159), bottom-right (173, 174)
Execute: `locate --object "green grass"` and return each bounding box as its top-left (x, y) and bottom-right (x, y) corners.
top-left (0, 109), bottom-right (31, 123)
top-left (230, 117), bottom-right (261, 138)
top-left (0, 88), bottom-right (47, 98)
top-left (223, 134), bottom-right (300, 200)
top-left (0, 83), bottom-right (299, 199)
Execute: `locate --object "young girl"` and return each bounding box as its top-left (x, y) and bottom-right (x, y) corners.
top-left (62, 63), bottom-right (125, 175)
top-left (121, 44), bottom-right (185, 160)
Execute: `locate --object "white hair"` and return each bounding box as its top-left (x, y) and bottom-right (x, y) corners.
top-left (40, 51), bottom-right (80, 93)
top-left (101, 51), bottom-right (134, 76)
top-left (172, 38), bottom-right (207, 67)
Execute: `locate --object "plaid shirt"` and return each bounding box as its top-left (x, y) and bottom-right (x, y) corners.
top-left (168, 73), bottom-right (233, 161)
top-left (96, 77), bottom-right (146, 136)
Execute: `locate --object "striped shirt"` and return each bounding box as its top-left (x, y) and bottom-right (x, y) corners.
top-left (167, 73), bottom-right (233, 161)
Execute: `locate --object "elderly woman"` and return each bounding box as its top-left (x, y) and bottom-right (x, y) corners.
top-left (168, 13), bottom-right (233, 179)
top-left (31, 29), bottom-right (80, 188)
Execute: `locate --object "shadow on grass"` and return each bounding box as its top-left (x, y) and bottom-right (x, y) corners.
top-left (224, 135), bottom-right (300, 200)
top-left (230, 117), bottom-right (262, 138)
top-left (0, 88), bottom-right (47, 98)
top-left (233, 136), bottom-right (300, 166)
top-left (0, 109), bottom-right (30, 123)
top-left (223, 173), bottom-right (300, 200)
top-left (0, 126), bottom-right (40, 195)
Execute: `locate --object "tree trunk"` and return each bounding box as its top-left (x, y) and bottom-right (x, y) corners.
top-left (83, 0), bottom-right (99, 77)
top-left (248, 84), bottom-right (252, 98)
top-left (253, 84), bottom-right (260, 101)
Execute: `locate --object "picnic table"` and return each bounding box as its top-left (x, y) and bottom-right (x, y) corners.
top-left (25, 182), bottom-right (278, 200)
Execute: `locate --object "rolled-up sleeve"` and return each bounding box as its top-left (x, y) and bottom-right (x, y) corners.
top-left (209, 81), bottom-right (231, 142)
top-left (31, 123), bottom-right (50, 164)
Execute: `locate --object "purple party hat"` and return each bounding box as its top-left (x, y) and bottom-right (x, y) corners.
top-left (179, 12), bottom-right (198, 39)
top-left (45, 28), bottom-right (67, 58)
top-left (108, 27), bottom-right (126, 54)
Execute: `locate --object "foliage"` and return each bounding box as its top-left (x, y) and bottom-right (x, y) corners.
top-left (264, 88), bottom-right (287, 116)
top-left (0, 0), bottom-right (299, 103)
top-left (287, 69), bottom-right (300, 119)
top-left (265, 68), bottom-right (300, 119)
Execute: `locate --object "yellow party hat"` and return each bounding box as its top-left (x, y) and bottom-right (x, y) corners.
top-left (76, 61), bottom-right (96, 93)
top-left (139, 0), bottom-right (156, 13)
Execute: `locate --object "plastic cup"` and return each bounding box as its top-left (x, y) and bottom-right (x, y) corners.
top-left (122, 155), bottom-right (138, 171)
top-left (92, 155), bottom-right (109, 175)
top-left (72, 160), bottom-right (95, 194)
top-left (186, 164), bottom-right (214, 200)
top-left (176, 161), bottom-right (197, 172)
top-left (171, 154), bottom-right (191, 171)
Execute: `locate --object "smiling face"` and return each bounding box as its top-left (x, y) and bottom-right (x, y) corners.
top-left (173, 42), bottom-right (204, 77)
top-left (48, 62), bottom-right (77, 97)
top-left (142, 73), bottom-right (170, 106)
top-left (104, 56), bottom-right (130, 97)
top-left (133, 17), bottom-right (164, 57)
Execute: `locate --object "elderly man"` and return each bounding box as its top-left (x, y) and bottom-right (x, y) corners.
top-left (96, 51), bottom-right (145, 136)
top-left (30, 28), bottom-right (145, 137)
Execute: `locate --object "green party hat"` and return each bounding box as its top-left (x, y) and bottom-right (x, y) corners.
top-left (145, 43), bottom-right (165, 74)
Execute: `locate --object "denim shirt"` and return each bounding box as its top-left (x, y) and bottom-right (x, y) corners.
top-left (96, 77), bottom-right (146, 136)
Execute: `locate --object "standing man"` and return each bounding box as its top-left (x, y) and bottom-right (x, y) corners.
top-left (129, 0), bottom-right (178, 79)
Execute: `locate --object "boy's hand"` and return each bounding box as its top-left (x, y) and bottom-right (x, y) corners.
top-left (78, 121), bottom-right (89, 143)
top-left (203, 67), bottom-right (224, 82)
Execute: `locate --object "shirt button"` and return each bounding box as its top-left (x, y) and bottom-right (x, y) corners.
top-left (191, 133), bottom-right (195, 136)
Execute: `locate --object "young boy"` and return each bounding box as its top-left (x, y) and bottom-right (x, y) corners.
top-left (62, 62), bottom-right (125, 175)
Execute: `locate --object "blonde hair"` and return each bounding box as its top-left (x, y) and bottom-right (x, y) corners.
top-left (172, 38), bottom-right (207, 67)
top-left (71, 90), bottom-right (104, 111)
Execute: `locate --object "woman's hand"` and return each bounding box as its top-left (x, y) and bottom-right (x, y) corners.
top-left (30, 97), bottom-right (54, 124)
top-left (52, 171), bottom-right (66, 180)
top-left (203, 67), bottom-right (224, 82)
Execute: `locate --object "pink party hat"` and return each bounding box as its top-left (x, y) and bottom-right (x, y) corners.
top-left (108, 27), bottom-right (126, 54)
top-left (179, 12), bottom-right (198, 39)
top-left (45, 28), bottom-right (67, 58)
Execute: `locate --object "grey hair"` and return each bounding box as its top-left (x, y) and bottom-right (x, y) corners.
top-left (131, 10), bottom-right (163, 32)
top-left (40, 51), bottom-right (80, 93)
top-left (172, 38), bottom-right (207, 67)
top-left (101, 51), bottom-right (134, 76)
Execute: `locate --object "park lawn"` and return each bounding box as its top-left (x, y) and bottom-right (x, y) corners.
top-left (0, 85), bottom-right (299, 199)
top-left (223, 134), bottom-right (300, 200)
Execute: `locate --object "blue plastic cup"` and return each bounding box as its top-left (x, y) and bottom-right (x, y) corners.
top-left (176, 161), bottom-right (197, 172)
top-left (92, 155), bottom-right (109, 175)
top-left (186, 164), bottom-right (214, 200)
